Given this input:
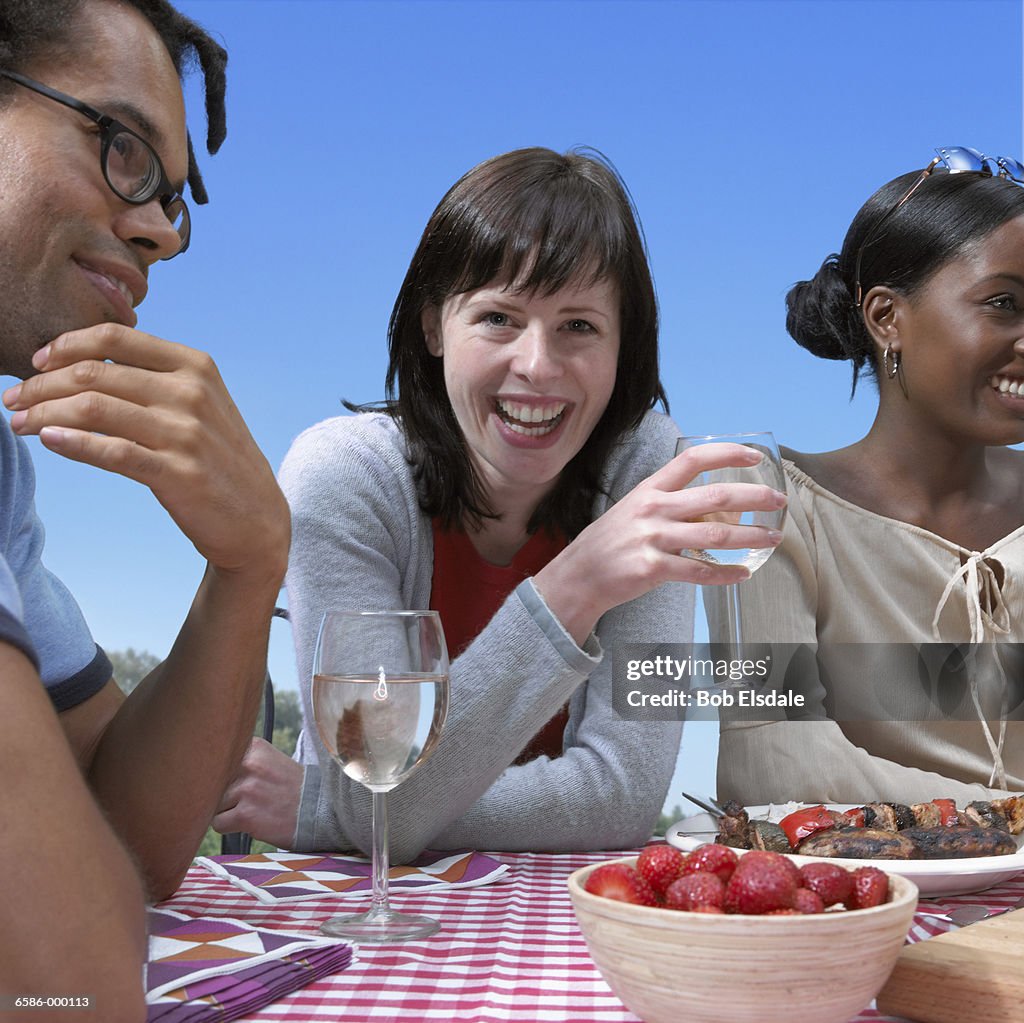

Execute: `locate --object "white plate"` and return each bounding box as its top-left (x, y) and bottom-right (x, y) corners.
top-left (665, 803), bottom-right (1024, 897)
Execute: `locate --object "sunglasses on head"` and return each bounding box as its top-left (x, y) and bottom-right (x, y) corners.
top-left (854, 146), bottom-right (1024, 306)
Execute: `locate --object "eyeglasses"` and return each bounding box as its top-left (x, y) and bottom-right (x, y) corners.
top-left (853, 146), bottom-right (1024, 306)
top-left (0, 68), bottom-right (190, 258)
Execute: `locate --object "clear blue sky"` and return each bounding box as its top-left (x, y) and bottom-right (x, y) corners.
top-left (22, 0), bottom-right (1023, 806)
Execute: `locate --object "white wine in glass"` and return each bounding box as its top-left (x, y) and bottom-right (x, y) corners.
top-left (312, 610), bottom-right (449, 942)
top-left (676, 432), bottom-right (787, 666)
top-left (676, 432), bottom-right (787, 573)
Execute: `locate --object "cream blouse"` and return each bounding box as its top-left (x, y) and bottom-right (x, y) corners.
top-left (715, 458), bottom-right (1024, 806)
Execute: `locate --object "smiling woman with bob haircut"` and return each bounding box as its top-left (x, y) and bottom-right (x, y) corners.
top-left (215, 147), bottom-right (785, 860)
top-left (715, 147), bottom-right (1024, 808)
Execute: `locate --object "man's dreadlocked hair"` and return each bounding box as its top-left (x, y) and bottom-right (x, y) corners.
top-left (0, 0), bottom-right (227, 203)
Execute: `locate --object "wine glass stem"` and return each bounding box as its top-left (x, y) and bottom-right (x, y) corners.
top-left (721, 582), bottom-right (742, 660)
top-left (371, 789), bottom-right (390, 913)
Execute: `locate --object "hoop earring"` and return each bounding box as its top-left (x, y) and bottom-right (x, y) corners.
top-left (883, 343), bottom-right (900, 378)
top-left (883, 343), bottom-right (908, 398)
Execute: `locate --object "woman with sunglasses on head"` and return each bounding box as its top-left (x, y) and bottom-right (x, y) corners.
top-left (716, 147), bottom-right (1024, 807)
top-left (213, 147), bottom-right (785, 861)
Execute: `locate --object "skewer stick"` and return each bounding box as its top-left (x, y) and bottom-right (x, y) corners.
top-left (680, 792), bottom-right (725, 818)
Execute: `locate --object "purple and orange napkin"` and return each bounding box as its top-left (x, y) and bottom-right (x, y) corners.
top-left (145, 906), bottom-right (352, 1022)
top-left (197, 849), bottom-right (509, 904)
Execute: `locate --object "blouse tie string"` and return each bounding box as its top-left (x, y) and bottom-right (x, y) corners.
top-left (932, 549), bottom-right (1010, 790)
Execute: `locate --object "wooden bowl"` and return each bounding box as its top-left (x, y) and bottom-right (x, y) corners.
top-left (568, 856), bottom-right (918, 1023)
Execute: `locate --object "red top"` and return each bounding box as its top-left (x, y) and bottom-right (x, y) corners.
top-left (430, 519), bottom-right (569, 764)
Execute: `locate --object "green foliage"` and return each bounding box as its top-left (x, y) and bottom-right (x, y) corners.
top-left (653, 804), bottom-right (685, 838)
top-left (270, 689), bottom-right (301, 757)
top-left (251, 686), bottom-right (300, 757)
top-left (108, 647), bottom-right (161, 694)
top-left (196, 827), bottom-right (221, 859)
top-left (197, 828), bottom-right (275, 858)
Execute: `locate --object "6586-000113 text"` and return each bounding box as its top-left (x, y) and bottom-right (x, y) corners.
top-left (0, 996), bottom-right (93, 1011)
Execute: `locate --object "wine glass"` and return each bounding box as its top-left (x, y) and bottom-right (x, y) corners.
top-left (676, 432), bottom-right (787, 670)
top-left (312, 609), bottom-right (449, 942)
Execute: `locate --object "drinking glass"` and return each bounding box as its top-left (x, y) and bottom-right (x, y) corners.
top-left (676, 433), bottom-right (787, 666)
top-left (312, 609), bottom-right (450, 942)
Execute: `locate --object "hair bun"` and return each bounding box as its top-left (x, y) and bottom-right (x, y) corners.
top-left (785, 254), bottom-right (864, 364)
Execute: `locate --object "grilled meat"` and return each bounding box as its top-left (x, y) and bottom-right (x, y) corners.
top-left (909, 801), bottom-right (943, 829)
top-left (748, 820), bottom-right (790, 853)
top-left (713, 803), bottom-right (791, 852)
top-left (716, 801), bottom-right (750, 848)
top-left (992, 796), bottom-right (1024, 834)
top-left (859, 803), bottom-right (896, 830)
top-left (892, 803), bottom-right (918, 830)
top-left (831, 797), bottom-right (1021, 836)
top-left (859, 802), bottom-right (916, 830)
top-left (900, 826), bottom-right (1018, 859)
top-left (796, 828), bottom-right (917, 860)
top-left (963, 801), bottom-right (1011, 832)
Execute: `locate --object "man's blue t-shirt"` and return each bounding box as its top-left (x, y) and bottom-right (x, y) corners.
top-left (0, 554), bottom-right (38, 668)
top-left (0, 418), bottom-right (112, 710)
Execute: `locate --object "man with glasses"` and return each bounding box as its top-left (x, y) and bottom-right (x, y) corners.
top-left (0, 1), bottom-right (289, 1013)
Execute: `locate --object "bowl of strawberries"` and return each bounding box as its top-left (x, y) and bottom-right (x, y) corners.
top-left (567, 843), bottom-right (918, 1023)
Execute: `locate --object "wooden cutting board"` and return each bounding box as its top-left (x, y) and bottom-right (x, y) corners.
top-left (875, 908), bottom-right (1024, 1022)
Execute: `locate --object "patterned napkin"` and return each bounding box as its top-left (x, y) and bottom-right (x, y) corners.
top-left (145, 907), bottom-right (352, 1022)
top-left (197, 849), bottom-right (509, 904)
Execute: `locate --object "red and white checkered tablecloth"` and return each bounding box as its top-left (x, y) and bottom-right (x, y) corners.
top-left (160, 850), bottom-right (1024, 1023)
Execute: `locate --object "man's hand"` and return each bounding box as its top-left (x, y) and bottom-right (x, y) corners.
top-left (2, 323), bottom-right (289, 580)
top-left (3, 322), bottom-right (292, 897)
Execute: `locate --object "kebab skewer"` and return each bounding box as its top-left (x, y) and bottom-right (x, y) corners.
top-left (714, 796), bottom-right (1023, 860)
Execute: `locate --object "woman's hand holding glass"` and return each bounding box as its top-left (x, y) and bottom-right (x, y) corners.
top-left (676, 432), bottom-right (788, 665)
top-left (531, 441), bottom-right (786, 645)
top-left (675, 433), bottom-right (788, 573)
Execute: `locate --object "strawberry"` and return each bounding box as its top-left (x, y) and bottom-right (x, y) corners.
top-left (792, 888), bottom-right (825, 914)
top-left (798, 862), bottom-right (854, 908)
top-left (724, 858), bottom-right (798, 914)
top-left (846, 866), bottom-right (889, 910)
top-left (584, 863), bottom-right (657, 906)
top-left (733, 849), bottom-right (801, 886)
top-left (664, 872), bottom-right (726, 912)
top-left (681, 843), bottom-right (739, 884)
top-left (637, 845), bottom-right (686, 898)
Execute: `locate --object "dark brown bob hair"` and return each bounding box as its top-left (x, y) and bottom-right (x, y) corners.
top-left (379, 146), bottom-right (667, 538)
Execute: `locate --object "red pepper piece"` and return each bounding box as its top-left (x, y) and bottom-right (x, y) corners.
top-left (779, 805), bottom-right (836, 848)
top-left (932, 798), bottom-right (960, 827)
top-left (843, 807), bottom-right (866, 829)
